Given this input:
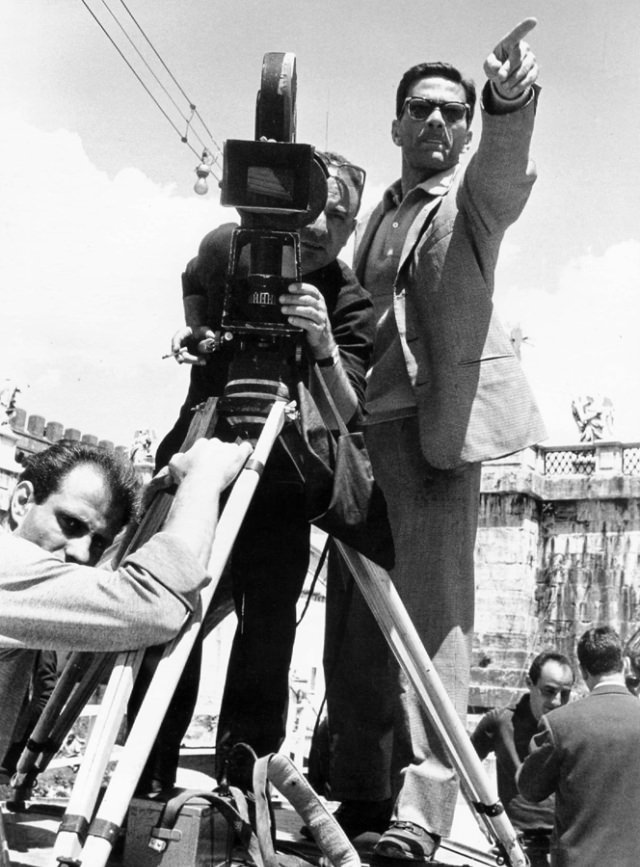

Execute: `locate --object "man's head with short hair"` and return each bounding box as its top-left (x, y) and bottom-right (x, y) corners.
top-left (577, 626), bottom-right (624, 677)
top-left (299, 150), bottom-right (366, 273)
top-left (528, 650), bottom-right (574, 685)
top-left (526, 650), bottom-right (574, 721)
top-left (18, 441), bottom-right (139, 525)
top-left (395, 62), bottom-right (477, 124)
top-left (9, 441), bottom-right (139, 566)
top-left (391, 63), bottom-right (476, 187)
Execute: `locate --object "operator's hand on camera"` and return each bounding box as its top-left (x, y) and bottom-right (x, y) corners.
top-left (484, 17), bottom-right (538, 101)
top-left (170, 325), bottom-right (216, 365)
top-left (280, 282), bottom-right (336, 360)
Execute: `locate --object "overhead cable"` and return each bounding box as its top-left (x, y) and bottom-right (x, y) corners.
top-left (80, 0), bottom-right (221, 179)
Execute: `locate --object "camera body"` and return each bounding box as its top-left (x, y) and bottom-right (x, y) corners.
top-left (219, 53), bottom-right (328, 339)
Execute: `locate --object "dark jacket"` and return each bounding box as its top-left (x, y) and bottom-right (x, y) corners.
top-left (518, 683), bottom-right (640, 867)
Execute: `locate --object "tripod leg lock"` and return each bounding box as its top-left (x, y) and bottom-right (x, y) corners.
top-left (86, 818), bottom-right (122, 846)
top-left (470, 799), bottom-right (505, 817)
top-left (58, 813), bottom-right (90, 842)
top-left (244, 457), bottom-right (266, 475)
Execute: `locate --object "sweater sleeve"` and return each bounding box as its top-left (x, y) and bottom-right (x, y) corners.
top-left (457, 84), bottom-right (538, 262)
top-left (326, 260), bottom-right (375, 417)
top-left (0, 531), bottom-right (209, 652)
top-left (517, 715), bottom-right (560, 802)
top-left (470, 708), bottom-right (499, 759)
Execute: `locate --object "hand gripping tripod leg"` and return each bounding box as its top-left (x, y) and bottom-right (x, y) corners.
top-left (59, 398), bottom-right (288, 867)
top-left (334, 543), bottom-right (529, 867)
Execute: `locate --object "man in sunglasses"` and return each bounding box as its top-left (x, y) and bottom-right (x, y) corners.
top-left (471, 651), bottom-right (574, 866)
top-left (134, 151), bottom-right (374, 793)
top-left (321, 19), bottom-right (546, 863)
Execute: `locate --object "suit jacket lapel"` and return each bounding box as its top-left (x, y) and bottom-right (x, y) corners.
top-left (396, 196), bottom-right (442, 275)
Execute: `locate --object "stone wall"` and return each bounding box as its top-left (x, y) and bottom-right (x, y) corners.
top-left (470, 441), bottom-right (640, 711)
top-left (0, 406), bottom-right (151, 515)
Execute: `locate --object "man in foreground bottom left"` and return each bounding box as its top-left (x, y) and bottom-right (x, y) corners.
top-left (0, 436), bottom-right (251, 764)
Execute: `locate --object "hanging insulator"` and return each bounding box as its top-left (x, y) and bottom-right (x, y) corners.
top-left (194, 164), bottom-right (210, 195)
top-left (193, 149), bottom-right (215, 195)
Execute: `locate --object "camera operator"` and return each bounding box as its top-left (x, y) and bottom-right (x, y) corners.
top-left (136, 151), bottom-right (374, 793)
top-left (0, 437), bottom-right (251, 765)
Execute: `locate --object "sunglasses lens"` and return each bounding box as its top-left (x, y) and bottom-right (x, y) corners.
top-left (406, 99), bottom-right (466, 123)
top-left (407, 99), bottom-right (431, 121)
top-left (441, 103), bottom-right (466, 122)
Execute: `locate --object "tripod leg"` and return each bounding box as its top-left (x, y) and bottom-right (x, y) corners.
top-left (77, 398), bottom-right (288, 867)
top-left (7, 652), bottom-right (112, 809)
top-left (0, 806), bottom-right (11, 867)
top-left (53, 651), bottom-right (143, 864)
top-left (334, 542), bottom-right (528, 867)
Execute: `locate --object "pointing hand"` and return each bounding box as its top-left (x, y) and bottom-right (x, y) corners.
top-left (484, 18), bottom-right (539, 99)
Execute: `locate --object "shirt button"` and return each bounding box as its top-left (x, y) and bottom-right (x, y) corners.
top-left (392, 221), bottom-right (399, 228)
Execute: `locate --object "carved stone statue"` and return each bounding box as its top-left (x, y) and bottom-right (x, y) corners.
top-left (571, 394), bottom-right (614, 443)
top-left (0, 380), bottom-right (20, 427)
top-left (130, 429), bottom-right (156, 464)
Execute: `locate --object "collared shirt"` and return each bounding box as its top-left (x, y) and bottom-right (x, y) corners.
top-left (364, 168), bottom-right (457, 425)
top-left (591, 677), bottom-right (628, 691)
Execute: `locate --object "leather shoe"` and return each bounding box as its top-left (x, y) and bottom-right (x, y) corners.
top-left (373, 821), bottom-right (441, 862)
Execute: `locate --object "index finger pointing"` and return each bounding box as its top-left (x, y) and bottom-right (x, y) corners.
top-left (498, 17), bottom-right (537, 51)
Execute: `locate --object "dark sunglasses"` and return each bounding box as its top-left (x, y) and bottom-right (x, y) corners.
top-left (400, 97), bottom-right (469, 124)
top-left (318, 154), bottom-right (366, 190)
top-left (317, 153), bottom-right (367, 213)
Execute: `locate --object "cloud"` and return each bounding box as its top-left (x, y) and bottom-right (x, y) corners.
top-left (495, 239), bottom-right (640, 444)
top-left (0, 118), bottom-right (230, 446)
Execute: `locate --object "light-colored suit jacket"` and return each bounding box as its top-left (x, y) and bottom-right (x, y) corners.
top-left (355, 92), bottom-right (546, 469)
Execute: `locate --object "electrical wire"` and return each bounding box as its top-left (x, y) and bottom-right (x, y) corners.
top-left (80, 0), bottom-right (221, 181)
top-left (117, 0), bottom-right (222, 157)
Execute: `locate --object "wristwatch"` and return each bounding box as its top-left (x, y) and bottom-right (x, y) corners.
top-left (315, 346), bottom-right (339, 368)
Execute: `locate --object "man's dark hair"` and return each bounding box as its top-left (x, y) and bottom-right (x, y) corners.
top-left (528, 650), bottom-right (574, 685)
top-left (395, 61), bottom-right (477, 124)
top-left (577, 626), bottom-right (624, 676)
top-left (19, 440), bottom-right (139, 527)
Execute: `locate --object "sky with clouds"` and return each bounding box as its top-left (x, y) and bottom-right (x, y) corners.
top-left (1, 0), bottom-right (639, 449)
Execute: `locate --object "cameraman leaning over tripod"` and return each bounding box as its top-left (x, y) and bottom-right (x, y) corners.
top-left (0, 437), bottom-right (251, 766)
top-left (137, 151), bottom-right (374, 793)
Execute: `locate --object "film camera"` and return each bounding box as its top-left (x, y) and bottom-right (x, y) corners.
top-left (219, 52), bottom-right (330, 340)
top-left (202, 52), bottom-right (332, 436)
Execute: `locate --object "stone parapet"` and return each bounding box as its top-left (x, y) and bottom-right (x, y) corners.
top-left (0, 406), bottom-right (147, 521)
top-left (471, 441), bottom-right (640, 711)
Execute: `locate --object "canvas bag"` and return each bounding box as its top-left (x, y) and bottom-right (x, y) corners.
top-left (296, 365), bottom-right (395, 571)
top-left (148, 754), bottom-right (359, 867)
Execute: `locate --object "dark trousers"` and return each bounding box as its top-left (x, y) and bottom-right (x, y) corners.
top-left (133, 412), bottom-right (310, 789)
top-left (215, 471), bottom-right (310, 778)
